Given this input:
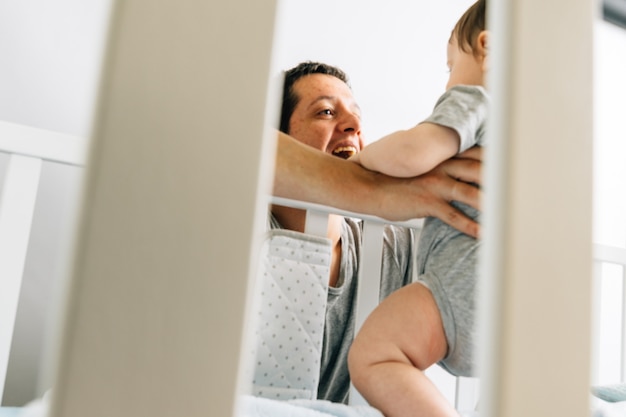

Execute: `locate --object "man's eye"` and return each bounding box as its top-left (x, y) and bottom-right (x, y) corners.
top-left (319, 109), bottom-right (333, 116)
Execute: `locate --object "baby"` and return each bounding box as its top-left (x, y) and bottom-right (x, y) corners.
top-left (348, 1), bottom-right (488, 416)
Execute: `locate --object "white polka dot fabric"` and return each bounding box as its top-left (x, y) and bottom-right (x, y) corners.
top-left (251, 229), bottom-right (331, 401)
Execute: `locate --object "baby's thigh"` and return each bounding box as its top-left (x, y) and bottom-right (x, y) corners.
top-left (357, 282), bottom-right (448, 371)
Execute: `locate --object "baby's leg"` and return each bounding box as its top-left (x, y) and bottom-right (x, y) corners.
top-left (348, 282), bottom-right (459, 417)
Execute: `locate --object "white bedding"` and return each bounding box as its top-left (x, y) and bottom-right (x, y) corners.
top-left (238, 395), bottom-right (383, 417)
top-left (592, 400), bottom-right (626, 417)
top-left (248, 229), bottom-right (331, 401)
top-left (5, 392), bottom-right (385, 417)
top-left (5, 391), bottom-right (625, 417)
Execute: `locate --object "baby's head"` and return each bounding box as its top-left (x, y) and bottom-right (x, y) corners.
top-left (446, 0), bottom-right (488, 90)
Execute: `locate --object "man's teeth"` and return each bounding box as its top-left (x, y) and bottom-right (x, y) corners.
top-left (332, 146), bottom-right (357, 159)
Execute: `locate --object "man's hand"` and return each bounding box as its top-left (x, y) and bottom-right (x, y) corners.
top-left (423, 150), bottom-right (482, 237)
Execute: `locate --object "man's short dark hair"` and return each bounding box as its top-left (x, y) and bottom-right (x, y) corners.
top-left (279, 62), bottom-right (350, 134)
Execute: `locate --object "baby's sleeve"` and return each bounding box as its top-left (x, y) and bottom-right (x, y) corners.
top-left (420, 85), bottom-right (489, 153)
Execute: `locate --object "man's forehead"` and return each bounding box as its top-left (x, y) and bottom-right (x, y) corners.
top-left (296, 74), bottom-right (349, 94)
top-left (295, 74), bottom-right (358, 106)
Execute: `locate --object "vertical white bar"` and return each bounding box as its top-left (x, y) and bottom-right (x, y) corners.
top-left (454, 377), bottom-right (479, 413)
top-left (622, 266), bottom-right (626, 382)
top-left (354, 221), bottom-right (384, 332)
top-left (349, 220), bottom-right (384, 406)
top-left (590, 260), bottom-right (603, 384)
top-left (305, 210), bottom-right (329, 237)
top-left (480, 1), bottom-right (593, 417)
top-left (49, 1), bottom-right (279, 417)
top-left (0, 155), bottom-right (42, 403)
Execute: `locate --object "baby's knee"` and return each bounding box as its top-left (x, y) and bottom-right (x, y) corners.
top-left (347, 331), bottom-right (392, 390)
top-left (347, 335), bottom-right (369, 385)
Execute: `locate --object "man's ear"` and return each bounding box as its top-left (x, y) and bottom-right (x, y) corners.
top-left (477, 30), bottom-right (490, 71)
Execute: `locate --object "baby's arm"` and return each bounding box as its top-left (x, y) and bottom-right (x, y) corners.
top-left (351, 122), bottom-right (460, 178)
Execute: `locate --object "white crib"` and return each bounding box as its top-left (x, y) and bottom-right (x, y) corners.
top-left (0, 148), bottom-right (618, 414)
top-left (0, 135), bottom-right (617, 415)
top-left (0, 129), bottom-right (479, 410)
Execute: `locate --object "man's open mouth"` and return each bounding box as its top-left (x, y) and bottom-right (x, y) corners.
top-left (331, 146), bottom-right (358, 159)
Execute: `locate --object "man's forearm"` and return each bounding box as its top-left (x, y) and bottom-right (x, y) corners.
top-left (273, 132), bottom-right (481, 237)
top-left (273, 132), bottom-right (378, 212)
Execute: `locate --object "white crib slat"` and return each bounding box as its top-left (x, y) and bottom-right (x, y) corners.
top-left (349, 220), bottom-right (385, 406)
top-left (455, 376), bottom-right (479, 412)
top-left (354, 220), bottom-right (385, 332)
top-left (49, 2), bottom-right (279, 416)
top-left (305, 210), bottom-right (329, 237)
top-left (592, 245), bottom-right (626, 383)
top-left (591, 260), bottom-right (603, 384)
top-left (622, 266), bottom-right (626, 382)
top-left (0, 154), bottom-right (42, 403)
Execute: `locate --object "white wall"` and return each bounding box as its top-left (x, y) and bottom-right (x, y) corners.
top-left (273, 0), bottom-right (475, 143)
top-left (0, 0), bottom-right (111, 137)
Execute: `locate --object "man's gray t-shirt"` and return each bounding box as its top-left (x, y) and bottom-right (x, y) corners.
top-left (269, 215), bottom-right (416, 404)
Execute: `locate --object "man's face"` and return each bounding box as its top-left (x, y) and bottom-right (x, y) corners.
top-left (288, 73), bottom-right (364, 158)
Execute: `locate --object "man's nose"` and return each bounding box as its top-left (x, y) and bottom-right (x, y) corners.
top-left (339, 112), bottom-right (362, 134)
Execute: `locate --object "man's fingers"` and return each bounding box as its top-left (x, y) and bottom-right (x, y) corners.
top-left (449, 180), bottom-right (482, 211)
top-left (420, 148), bottom-right (483, 237)
top-left (432, 200), bottom-right (479, 239)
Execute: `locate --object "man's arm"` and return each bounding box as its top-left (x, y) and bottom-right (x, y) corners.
top-left (273, 132), bottom-right (482, 238)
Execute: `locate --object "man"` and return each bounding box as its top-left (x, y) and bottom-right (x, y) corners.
top-left (266, 62), bottom-right (481, 403)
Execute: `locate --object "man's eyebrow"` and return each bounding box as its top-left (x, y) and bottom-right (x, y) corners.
top-left (308, 96), bottom-right (362, 116)
top-left (307, 95), bottom-right (337, 109)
